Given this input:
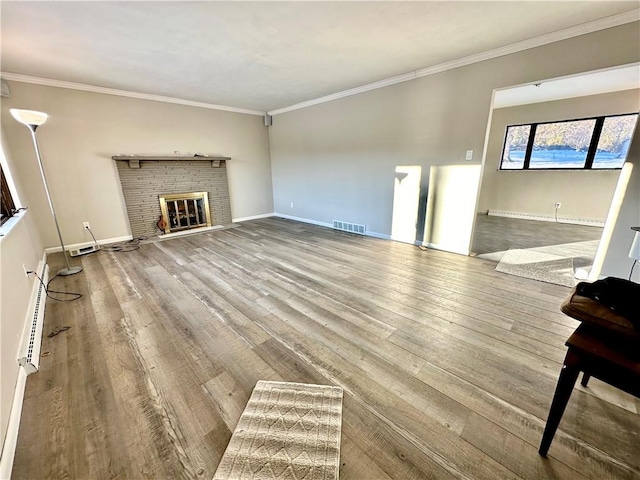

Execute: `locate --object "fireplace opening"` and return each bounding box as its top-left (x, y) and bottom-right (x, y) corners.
top-left (159, 192), bottom-right (212, 234)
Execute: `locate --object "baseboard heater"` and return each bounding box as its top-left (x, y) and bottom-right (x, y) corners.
top-left (487, 210), bottom-right (605, 227)
top-left (69, 244), bottom-right (100, 257)
top-left (18, 261), bottom-right (49, 374)
top-left (332, 220), bottom-right (366, 235)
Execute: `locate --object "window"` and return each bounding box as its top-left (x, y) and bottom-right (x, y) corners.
top-left (1, 163), bottom-right (17, 226)
top-left (500, 113), bottom-right (638, 170)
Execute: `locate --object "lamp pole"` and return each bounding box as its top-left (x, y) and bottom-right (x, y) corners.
top-left (11, 109), bottom-right (81, 276)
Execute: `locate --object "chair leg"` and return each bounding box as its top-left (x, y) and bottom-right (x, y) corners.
top-left (539, 350), bottom-right (581, 456)
top-left (580, 373), bottom-right (591, 387)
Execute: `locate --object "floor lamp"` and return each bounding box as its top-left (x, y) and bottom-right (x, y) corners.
top-left (10, 109), bottom-right (82, 276)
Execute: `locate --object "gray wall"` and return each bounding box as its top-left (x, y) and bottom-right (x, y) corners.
top-left (269, 22), bottom-right (640, 245)
top-left (477, 89), bottom-right (639, 223)
top-left (1, 83), bottom-right (273, 249)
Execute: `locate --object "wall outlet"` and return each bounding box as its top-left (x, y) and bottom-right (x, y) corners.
top-left (554, 202), bottom-right (561, 209)
top-left (465, 150), bottom-right (474, 161)
top-left (290, 202), bottom-right (294, 208)
top-left (83, 221), bottom-right (91, 230)
top-left (23, 264), bottom-right (31, 278)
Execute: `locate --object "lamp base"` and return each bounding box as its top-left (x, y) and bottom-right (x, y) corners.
top-left (57, 266), bottom-right (83, 276)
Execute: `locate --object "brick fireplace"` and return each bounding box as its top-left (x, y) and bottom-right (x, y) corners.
top-left (113, 155), bottom-right (232, 238)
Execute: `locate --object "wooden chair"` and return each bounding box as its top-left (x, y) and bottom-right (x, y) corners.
top-left (538, 288), bottom-right (640, 456)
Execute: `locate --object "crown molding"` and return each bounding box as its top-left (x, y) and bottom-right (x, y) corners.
top-left (0, 72), bottom-right (265, 116)
top-left (268, 71), bottom-right (417, 116)
top-left (414, 9), bottom-right (640, 79)
top-left (269, 9), bottom-right (640, 116)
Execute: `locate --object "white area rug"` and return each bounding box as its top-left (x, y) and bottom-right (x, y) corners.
top-left (213, 381), bottom-right (343, 480)
top-left (495, 249), bottom-right (577, 287)
top-left (484, 240), bottom-right (600, 287)
top-left (478, 240), bottom-right (599, 263)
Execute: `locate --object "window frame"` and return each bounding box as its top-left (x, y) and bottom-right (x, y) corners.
top-left (0, 163), bottom-right (17, 226)
top-left (499, 112), bottom-right (638, 171)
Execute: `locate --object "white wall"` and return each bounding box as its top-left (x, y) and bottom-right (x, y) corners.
top-left (424, 165), bottom-right (481, 254)
top-left (269, 22), bottom-right (640, 245)
top-left (477, 89), bottom-right (639, 222)
top-left (601, 120), bottom-right (640, 282)
top-left (0, 128), bottom-right (45, 455)
top-left (1, 83), bottom-right (274, 248)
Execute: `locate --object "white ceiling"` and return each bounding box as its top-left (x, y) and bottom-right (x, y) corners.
top-left (494, 64), bottom-right (640, 108)
top-left (1, 2), bottom-right (639, 113)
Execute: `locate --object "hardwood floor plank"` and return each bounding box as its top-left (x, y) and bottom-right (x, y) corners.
top-left (12, 219), bottom-right (637, 479)
top-left (461, 413), bottom-right (586, 480)
top-left (203, 371), bottom-right (252, 432)
top-left (416, 361), bottom-right (639, 480)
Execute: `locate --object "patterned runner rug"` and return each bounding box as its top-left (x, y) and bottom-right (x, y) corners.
top-left (214, 381), bottom-right (343, 480)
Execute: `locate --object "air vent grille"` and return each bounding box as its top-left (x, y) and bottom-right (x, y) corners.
top-left (332, 220), bottom-right (366, 235)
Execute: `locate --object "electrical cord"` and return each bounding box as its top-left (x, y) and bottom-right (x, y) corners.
top-left (553, 204), bottom-right (572, 225)
top-left (86, 226), bottom-right (146, 252)
top-left (630, 259), bottom-right (637, 281)
top-left (28, 271), bottom-right (83, 302)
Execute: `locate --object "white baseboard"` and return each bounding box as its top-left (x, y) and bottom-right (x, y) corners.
top-left (366, 231), bottom-right (391, 241)
top-left (0, 368), bottom-right (27, 479)
top-left (274, 213), bottom-right (333, 229)
top-left (487, 210), bottom-right (605, 227)
top-left (0, 250), bottom-right (48, 479)
top-left (232, 213), bottom-right (275, 223)
top-left (45, 235), bottom-right (133, 254)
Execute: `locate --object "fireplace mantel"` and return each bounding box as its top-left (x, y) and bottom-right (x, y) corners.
top-left (112, 155), bottom-right (231, 169)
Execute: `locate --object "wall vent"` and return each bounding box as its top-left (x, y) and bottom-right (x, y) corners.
top-left (332, 220), bottom-right (366, 235)
top-left (19, 262), bottom-right (49, 375)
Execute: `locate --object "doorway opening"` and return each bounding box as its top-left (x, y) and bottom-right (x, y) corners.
top-left (471, 64), bottom-right (639, 287)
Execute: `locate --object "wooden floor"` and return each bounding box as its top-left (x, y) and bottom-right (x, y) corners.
top-left (471, 214), bottom-right (603, 255)
top-left (13, 218), bottom-right (639, 480)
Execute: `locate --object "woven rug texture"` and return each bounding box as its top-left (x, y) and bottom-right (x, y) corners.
top-left (495, 248), bottom-right (576, 287)
top-left (213, 381), bottom-right (343, 480)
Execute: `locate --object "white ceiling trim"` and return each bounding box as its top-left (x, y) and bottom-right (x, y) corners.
top-left (0, 72), bottom-right (266, 116)
top-left (268, 71), bottom-right (418, 116)
top-left (269, 8), bottom-right (640, 116)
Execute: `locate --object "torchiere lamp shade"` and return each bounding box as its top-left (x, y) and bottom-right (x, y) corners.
top-left (10, 109), bottom-right (48, 127)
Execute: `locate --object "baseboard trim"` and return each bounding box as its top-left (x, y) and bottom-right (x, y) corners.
top-left (366, 231), bottom-right (392, 241)
top-left (44, 235), bottom-right (133, 254)
top-left (0, 368), bottom-right (27, 479)
top-left (232, 213), bottom-right (275, 222)
top-left (487, 210), bottom-right (605, 227)
top-left (274, 213), bottom-right (333, 229)
top-left (0, 249), bottom-right (48, 477)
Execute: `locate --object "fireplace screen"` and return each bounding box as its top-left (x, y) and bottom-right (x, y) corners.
top-left (159, 192), bottom-right (212, 234)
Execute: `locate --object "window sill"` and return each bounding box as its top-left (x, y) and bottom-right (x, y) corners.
top-left (0, 208), bottom-right (28, 244)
